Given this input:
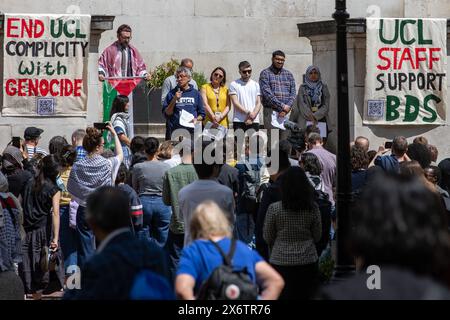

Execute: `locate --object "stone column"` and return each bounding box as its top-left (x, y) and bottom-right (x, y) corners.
top-left (297, 19), bottom-right (450, 159)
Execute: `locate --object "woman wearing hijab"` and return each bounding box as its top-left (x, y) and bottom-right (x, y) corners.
top-left (290, 66), bottom-right (330, 133)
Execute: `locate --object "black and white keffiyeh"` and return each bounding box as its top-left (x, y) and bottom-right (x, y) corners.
top-left (67, 154), bottom-right (120, 205)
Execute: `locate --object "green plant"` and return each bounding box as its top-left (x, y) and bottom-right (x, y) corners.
top-left (147, 58), bottom-right (209, 90)
top-left (192, 71), bottom-right (208, 88)
top-left (147, 58), bottom-right (179, 90)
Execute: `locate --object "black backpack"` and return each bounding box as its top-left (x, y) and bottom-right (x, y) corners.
top-left (240, 162), bottom-right (261, 214)
top-left (197, 238), bottom-right (259, 300)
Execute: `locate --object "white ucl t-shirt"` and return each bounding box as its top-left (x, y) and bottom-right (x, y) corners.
top-left (229, 79), bottom-right (261, 123)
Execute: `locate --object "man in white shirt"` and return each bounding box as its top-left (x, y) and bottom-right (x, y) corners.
top-left (178, 140), bottom-right (235, 246)
top-left (229, 61), bottom-right (262, 157)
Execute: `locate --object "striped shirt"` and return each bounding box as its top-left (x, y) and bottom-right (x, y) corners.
top-left (259, 66), bottom-right (296, 112)
top-left (26, 144), bottom-right (48, 160)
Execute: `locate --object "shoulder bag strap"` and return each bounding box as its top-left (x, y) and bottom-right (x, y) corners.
top-left (209, 238), bottom-right (235, 267)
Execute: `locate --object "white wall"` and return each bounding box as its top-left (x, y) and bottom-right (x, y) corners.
top-left (0, 0), bottom-right (446, 152)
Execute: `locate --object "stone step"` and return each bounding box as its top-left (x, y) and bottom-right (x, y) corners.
top-left (134, 122), bottom-right (166, 135)
top-left (134, 123), bottom-right (166, 141)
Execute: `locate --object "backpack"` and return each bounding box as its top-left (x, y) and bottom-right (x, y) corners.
top-left (240, 162), bottom-right (261, 214)
top-left (197, 238), bottom-right (259, 300)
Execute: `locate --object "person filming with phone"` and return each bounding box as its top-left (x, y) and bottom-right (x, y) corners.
top-left (67, 124), bottom-right (123, 269)
top-left (108, 95), bottom-right (132, 168)
top-left (369, 136), bottom-right (410, 174)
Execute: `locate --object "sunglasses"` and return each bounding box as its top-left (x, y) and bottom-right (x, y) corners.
top-left (213, 73), bottom-right (224, 78)
top-left (241, 69), bottom-right (252, 74)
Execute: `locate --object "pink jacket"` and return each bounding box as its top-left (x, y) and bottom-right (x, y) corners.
top-left (98, 41), bottom-right (148, 78)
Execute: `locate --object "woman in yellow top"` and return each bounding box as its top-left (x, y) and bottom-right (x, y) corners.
top-left (201, 67), bottom-right (230, 128)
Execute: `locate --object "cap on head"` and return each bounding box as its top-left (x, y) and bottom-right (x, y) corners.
top-left (24, 127), bottom-right (44, 140)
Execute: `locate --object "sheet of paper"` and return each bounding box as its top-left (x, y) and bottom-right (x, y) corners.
top-left (203, 121), bottom-right (228, 140)
top-left (306, 121), bottom-right (327, 138)
top-left (271, 111), bottom-right (286, 130)
top-left (179, 109), bottom-right (195, 128)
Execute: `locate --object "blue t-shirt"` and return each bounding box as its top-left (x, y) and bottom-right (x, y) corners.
top-left (162, 84), bottom-right (205, 133)
top-left (374, 154), bottom-right (400, 173)
top-left (177, 238), bottom-right (263, 290)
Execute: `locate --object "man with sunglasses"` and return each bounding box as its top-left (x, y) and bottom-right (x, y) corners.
top-left (259, 50), bottom-right (296, 142)
top-left (162, 67), bottom-right (205, 139)
top-left (161, 59), bottom-right (198, 140)
top-left (229, 61), bottom-right (262, 156)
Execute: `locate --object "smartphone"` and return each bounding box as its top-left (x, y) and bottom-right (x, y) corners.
top-left (384, 141), bottom-right (393, 149)
top-left (93, 122), bottom-right (108, 130)
top-left (12, 136), bottom-right (21, 148)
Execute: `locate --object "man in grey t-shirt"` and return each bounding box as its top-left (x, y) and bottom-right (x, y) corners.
top-left (178, 141), bottom-right (235, 246)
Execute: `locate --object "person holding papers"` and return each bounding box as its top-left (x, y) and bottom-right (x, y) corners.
top-left (201, 67), bottom-right (230, 129)
top-left (162, 67), bottom-right (205, 139)
top-left (290, 65), bottom-right (330, 138)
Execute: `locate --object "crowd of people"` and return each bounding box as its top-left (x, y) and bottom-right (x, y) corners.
top-left (1, 23), bottom-right (450, 301)
top-left (1, 118), bottom-right (450, 300)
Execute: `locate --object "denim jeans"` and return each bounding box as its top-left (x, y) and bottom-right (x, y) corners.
top-left (164, 230), bottom-right (184, 282)
top-left (59, 205), bottom-right (77, 272)
top-left (140, 195), bottom-right (172, 248)
top-left (75, 206), bottom-right (95, 269)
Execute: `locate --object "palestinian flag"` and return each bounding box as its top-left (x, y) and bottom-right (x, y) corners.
top-left (102, 78), bottom-right (142, 149)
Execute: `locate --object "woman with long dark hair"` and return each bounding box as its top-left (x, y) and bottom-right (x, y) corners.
top-left (109, 95), bottom-right (131, 167)
top-left (19, 155), bottom-right (62, 299)
top-left (263, 166), bottom-right (321, 299)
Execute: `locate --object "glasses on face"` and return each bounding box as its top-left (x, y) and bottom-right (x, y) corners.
top-left (240, 69), bottom-right (252, 75)
top-left (176, 74), bottom-right (188, 79)
top-left (213, 73), bottom-right (224, 79)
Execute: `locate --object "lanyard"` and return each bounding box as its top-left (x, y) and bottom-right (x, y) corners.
top-left (213, 87), bottom-right (220, 113)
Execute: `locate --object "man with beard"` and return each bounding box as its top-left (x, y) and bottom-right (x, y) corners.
top-left (98, 24), bottom-right (151, 138)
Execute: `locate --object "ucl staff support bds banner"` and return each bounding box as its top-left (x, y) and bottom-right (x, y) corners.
top-left (364, 18), bottom-right (447, 125)
top-left (2, 13), bottom-right (91, 116)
